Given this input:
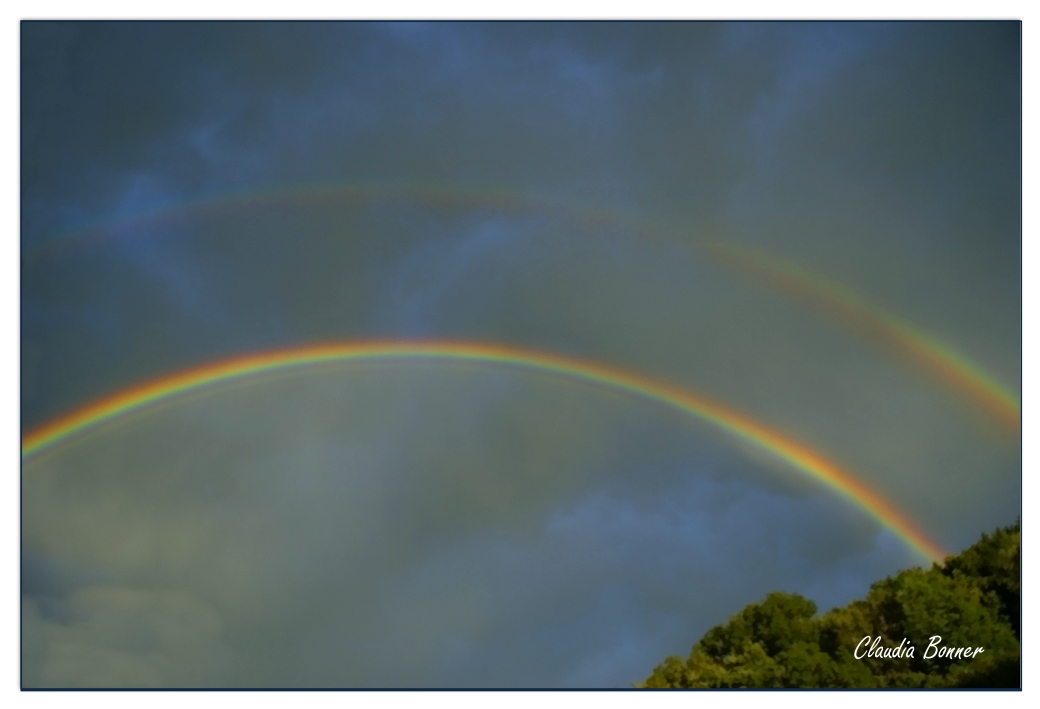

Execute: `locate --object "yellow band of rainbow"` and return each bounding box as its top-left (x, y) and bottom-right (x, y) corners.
top-left (21, 339), bottom-right (947, 564)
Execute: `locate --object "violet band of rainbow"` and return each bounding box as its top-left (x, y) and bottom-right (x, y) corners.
top-left (21, 339), bottom-right (947, 564)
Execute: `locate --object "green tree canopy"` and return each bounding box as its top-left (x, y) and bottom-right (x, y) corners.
top-left (639, 521), bottom-right (1020, 689)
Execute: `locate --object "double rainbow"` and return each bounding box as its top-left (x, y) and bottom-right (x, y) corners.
top-left (21, 340), bottom-right (948, 565)
top-left (23, 179), bottom-right (1019, 434)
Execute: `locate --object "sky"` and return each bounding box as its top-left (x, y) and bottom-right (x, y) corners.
top-left (19, 21), bottom-right (1021, 688)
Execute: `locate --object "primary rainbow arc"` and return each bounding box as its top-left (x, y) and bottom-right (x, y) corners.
top-left (21, 339), bottom-right (947, 564)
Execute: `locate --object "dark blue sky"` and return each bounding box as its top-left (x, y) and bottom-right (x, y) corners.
top-left (20, 21), bottom-right (1020, 687)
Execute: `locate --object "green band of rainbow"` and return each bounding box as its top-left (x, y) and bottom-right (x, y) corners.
top-left (21, 340), bottom-right (947, 564)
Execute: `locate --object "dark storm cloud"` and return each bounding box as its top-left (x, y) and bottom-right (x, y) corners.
top-left (21, 21), bottom-right (1020, 687)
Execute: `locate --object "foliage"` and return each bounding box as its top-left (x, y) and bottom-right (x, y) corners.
top-left (638, 521), bottom-right (1020, 688)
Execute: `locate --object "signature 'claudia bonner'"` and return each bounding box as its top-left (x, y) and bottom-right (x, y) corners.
top-left (854, 636), bottom-right (985, 661)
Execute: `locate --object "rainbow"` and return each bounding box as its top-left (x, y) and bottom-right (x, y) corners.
top-left (21, 340), bottom-right (947, 564)
top-left (22, 180), bottom-right (1018, 437)
top-left (20, 180), bottom-right (626, 266)
top-left (703, 243), bottom-right (1021, 435)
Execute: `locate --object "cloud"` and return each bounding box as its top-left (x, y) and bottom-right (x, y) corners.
top-left (23, 364), bottom-right (921, 687)
top-left (21, 22), bottom-right (1019, 687)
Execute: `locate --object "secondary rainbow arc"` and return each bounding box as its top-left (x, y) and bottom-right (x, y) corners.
top-left (21, 340), bottom-right (947, 564)
top-left (22, 179), bottom-right (1019, 435)
top-left (703, 243), bottom-right (1020, 434)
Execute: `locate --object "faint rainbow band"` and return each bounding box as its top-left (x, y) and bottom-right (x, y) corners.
top-left (22, 180), bottom-right (1019, 434)
top-left (703, 243), bottom-right (1020, 434)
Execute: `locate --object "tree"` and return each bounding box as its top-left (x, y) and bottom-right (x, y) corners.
top-left (638, 521), bottom-right (1020, 689)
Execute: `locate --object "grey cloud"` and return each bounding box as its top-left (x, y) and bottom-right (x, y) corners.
top-left (23, 366), bottom-right (918, 687)
top-left (21, 21), bottom-right (1019, 687)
